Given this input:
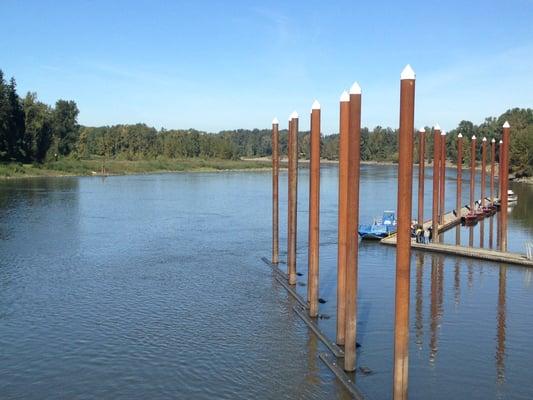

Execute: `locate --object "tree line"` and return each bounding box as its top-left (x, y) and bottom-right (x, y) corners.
top-left (1, 69), bottom-right (532, 176)
top-left (0, 70), bottom-right (79, 162)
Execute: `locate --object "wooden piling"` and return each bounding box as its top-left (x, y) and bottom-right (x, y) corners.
top-left (456, 133), bottom-right (463, 245)
top-left (344, 82), bottom-right (362, 372)
top-left (470, 136), bottom-right (477, 210)
top-left (417, 127), bottom-right (426, 226)
top-left (432, 124), bottom-right (441, 242)
top-left (308, 101), bottom-right (321, 317)
top-left (272, 118), bottom-right (280, 264)
top-left (500, 122), bottom-right (510, 251)
top-left (336, 91), bottom-right (350, 345)
top-left (393, 64), bottom-right (415, 400)
top-left (439, 130), bottom-right (446, 226)
top-left (498, 140), bottom-right (503, 200)
top-left (288, 112), bottom-right (299, 285)
top-left (481, 137), bottom-right (487, 207)
top-left (490, 138), bottom-right (496, 201)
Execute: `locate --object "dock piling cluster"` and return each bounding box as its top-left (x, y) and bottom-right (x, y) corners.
top-left (269, 65), bottom-right (513, 399)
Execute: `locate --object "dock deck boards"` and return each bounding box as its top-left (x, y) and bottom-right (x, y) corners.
top-left (380, 199), bottom-right (533, 267)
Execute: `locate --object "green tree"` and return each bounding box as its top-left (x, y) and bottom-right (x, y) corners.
top-left (22, 92), bottom-right (53, 162)
top-left (52, 100), bottom-right (79, 156)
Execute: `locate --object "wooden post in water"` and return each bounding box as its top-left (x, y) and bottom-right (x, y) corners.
top-left (272, 118), bottom-right (280, 264)
top-left (431, 124), bottom-right (441, 242)
top-left (498, 139), bottom-right (503, 200)
top-left (481, 137), bottom-right (487, 207)
top-left (497, 138), bottom-right (502, 250)
top-left (500, 122), bottom-right (510, 252)
top-left (287, 112), bottom-right (299, 285)
top-left (490, 138), bottom-right (496, 202)
top-left (417, 127), bottom-right (426, 226)
top-left (393, 64), bottom-right (415, 400)
top-left (456, 133), bottom-right (463, 245)
top-left (336, 91), bottom-right (350, 345)
top-left (308, 101), bottom-right (321, 318)
top-left (344, 82), bottom-right (362, 372)
top-left (470, 136), bottom-right (477, 210)
top-left (439, 130), bottom-right (446, 225)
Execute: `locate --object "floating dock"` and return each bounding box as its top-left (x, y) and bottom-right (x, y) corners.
top-left (381, 201), bottom-right (533, 267)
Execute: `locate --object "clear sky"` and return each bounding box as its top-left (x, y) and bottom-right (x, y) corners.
top-left (1, 0), bottom-right (532, 134)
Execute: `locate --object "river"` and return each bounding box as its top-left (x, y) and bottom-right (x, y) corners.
top-left (1, 165), bottom-right (532, 399)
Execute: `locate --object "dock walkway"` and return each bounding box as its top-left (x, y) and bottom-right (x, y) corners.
top-left (380, 200), bottom-right (533, 267)
top-left (382, 239), bottom-right (533, 267)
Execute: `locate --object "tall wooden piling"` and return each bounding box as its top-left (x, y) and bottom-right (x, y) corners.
top-left (439, 130), bottom-right (446, 225)
top-left (344, 82), bottom-right (362, 372)
top-left (308, 101), bottom-right (321, 318)
top-left (498, 140), bottom-right (503, 199)
top-left (500, 122), bottom-right (510, 251)
top-left (417, 127), bottom-right (426, 226)
top-left (456, 133), bottom-right (463, 245)
top-left (272, 118), bottom-right (280, 264)
top-left (481, 137), bottom-right (487, 207)
top-left (470, 136), bottom-right (477, 210)
top-left (287, 112), bottom-right (299, 285)
top-left (336, 91), bottom-right (350, 345)
top-left (431, 124), bottom-right (441, 242)
top-left (490, 138), bottom-right (496, 201)
top-left (393, 64), bottom-right (415, 400)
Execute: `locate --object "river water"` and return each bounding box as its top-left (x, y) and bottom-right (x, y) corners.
top-left (0, 165), bottom-right (532, 399)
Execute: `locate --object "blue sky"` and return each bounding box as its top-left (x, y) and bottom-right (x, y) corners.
top-left (1, 0), bottom-right (532, 133)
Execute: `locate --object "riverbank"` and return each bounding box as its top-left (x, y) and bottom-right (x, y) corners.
top-left (0, 158), bottom-right (272, 179)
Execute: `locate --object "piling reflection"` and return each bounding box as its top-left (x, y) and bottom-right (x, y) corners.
top-left (415, 253), bottom-right (424, 349)
top-left (496, 265), bottom-right (507, 385)
top-left (429, 255), bottom-right (444, 365)
top-left (454, 259), bottom-right (461, 307)
top-left (467, 259), bottom-right (474, 289)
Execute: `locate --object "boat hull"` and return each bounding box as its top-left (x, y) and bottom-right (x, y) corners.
top-left (358, 231), bottom-right (389, 240)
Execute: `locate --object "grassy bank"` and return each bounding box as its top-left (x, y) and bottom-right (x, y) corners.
top-left (0, 158), bottom-right (272, 179)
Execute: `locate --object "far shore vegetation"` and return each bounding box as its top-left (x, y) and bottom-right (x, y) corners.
top-left (0, 158), bottom-right (273, 179)
top-left (1, 68), bottom-right (532, 179)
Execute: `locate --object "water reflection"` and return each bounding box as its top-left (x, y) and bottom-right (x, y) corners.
top-left (454, 259), bottom-right (460, 307)
top-left (496, 265), bottom-right (507, 385)
top-left (429, 255), bottom-right (444, 366)
top-left (415, 253), bottom-right (424, 349)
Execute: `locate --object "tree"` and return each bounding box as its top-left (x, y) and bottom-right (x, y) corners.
top-left (5, 78), bottom-right (25, 160)
top-left (22, 92), bottom-right (53, 162)
top-left (52, 100), bottom-right (79, 155)
top-left (0, 70), bottom-right (8, 160)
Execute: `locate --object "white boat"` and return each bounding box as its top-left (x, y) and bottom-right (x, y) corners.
top-left (508, 189), bottom-right (518, 203)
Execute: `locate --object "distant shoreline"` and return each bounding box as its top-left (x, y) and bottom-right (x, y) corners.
top-left (0, 158), bottom-right (272, 180)
top-left (1, 157), bottom-right (529, 184)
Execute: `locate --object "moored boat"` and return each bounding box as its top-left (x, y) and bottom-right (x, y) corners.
top-left (358, 210), bottom-right (397, 240)
top-left (462, 211), bottom-right (478, 225)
